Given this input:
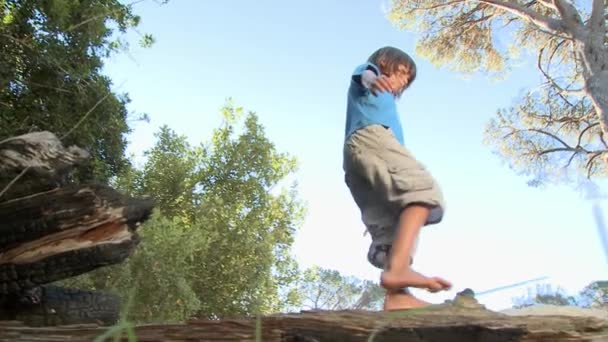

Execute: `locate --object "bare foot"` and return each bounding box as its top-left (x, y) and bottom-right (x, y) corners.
top-left (380, 268), bottom-right (452, 292)
top-left (426, 277), bottom-right (453, 293)
top-left (384, 290), bottom-right (430, 311)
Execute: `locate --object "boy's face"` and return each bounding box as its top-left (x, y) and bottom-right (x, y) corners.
top-left (383, 64), bottom-right (410, 96)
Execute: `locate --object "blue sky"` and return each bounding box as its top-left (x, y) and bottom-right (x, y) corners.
top-left (104, 0), bottom-right (607, 310)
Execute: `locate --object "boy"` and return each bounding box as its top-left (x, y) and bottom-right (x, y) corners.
top-left (343, 46), bottom-right (452, 310)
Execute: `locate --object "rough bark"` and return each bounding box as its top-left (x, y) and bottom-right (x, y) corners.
top-left (0, 131), bottom-right (90, 177)
top-left (0, 285), bottom-right (121, 327)
top-left (0, 302), bottom-right (605, 342)
top-left (0, 131), bottom-right (153, 298)
top-left (0, 131), bottom-right (90, 200)
top-left (0, 184), bottom-right (153, 294)
top-left (583, 61), bottom-right (608, 140)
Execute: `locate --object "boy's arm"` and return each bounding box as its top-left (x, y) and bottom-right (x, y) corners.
top-left (352, 63), bottom-right (379, 87)
top-left (361, 69), bottom-right (378, 89)
top-left (352, 63), bottom-right (392, 95)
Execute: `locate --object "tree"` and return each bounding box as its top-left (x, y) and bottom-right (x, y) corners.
top-left (388, 1), bottom-right (607, 185)
top-left (294, 266), bottom-right (384, 311)
top-left (0, 0), bottom-right (156, 182)
top-left (578, 280), bottom-right (608, 309)
top-left (62, 101), bottom-right (305, 322)
top-left (512, 281), bottom-right (608, 309)
top-left (512, 283), bottom-right (577, 308)
top-left (61, 213), bottom-right (204, 323)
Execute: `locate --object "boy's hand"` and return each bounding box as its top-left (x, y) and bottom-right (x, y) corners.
top-left (369, 75), bottom-right (393, 96)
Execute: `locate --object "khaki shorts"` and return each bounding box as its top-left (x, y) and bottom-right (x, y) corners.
top-left (343, 125), bottom-right (445, 269)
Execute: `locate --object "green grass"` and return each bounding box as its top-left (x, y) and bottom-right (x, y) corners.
top-left (255, 314), bottom-right (262, 342)
top-left (94, 284), bottom-right (138, 341)
top-left (93, 320), bottom-right (137, 342)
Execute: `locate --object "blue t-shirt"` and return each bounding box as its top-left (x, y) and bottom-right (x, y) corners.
top-left (344, 63), bottom-right (404, 145)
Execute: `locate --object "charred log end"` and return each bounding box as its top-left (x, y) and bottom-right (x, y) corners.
top-left (0, 184), bottom-right (154, 251)
top-left (0, 184), bottom-right (154, 294)
top-left (0, 285), bottom-right (121, 327)
top-left (0, 131), bottom-right (91, 200)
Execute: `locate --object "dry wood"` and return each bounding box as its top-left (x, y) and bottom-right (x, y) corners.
top-left (0, 184), bottom-right (153, 294)
top-left (0, 306), bottom-right (606, 342)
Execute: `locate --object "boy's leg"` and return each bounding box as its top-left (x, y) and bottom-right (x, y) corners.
top-left (380, 204), bottom-right (452, 292)
top-left (383, 254), bottom-right (430, 310)
top-left (344, 125), bottom-right (450, 296)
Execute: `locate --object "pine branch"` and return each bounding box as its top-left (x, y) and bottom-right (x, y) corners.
top-left (552, 0), bottom-right (584, 33)
top-left (478, 0), bottom-right (567, 35)
top-left (589, 0), bottom-right (606, 34)
top-left (538, 46), bottom-right (586, 97)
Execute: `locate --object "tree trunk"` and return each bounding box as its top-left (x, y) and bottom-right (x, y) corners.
top-left (586, 70), bottom-right (608, 136)
top-left (579, 38), bottom-right (608, 139)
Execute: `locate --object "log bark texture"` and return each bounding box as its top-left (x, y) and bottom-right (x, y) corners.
top-left (0, 131), bottom-right (153, 326)
top-left (0, 131), bottom-right (89, 200)
top-left (0, 306), bottom-right (605, 342)
top-left (0, 184), bottom-right (153, 294)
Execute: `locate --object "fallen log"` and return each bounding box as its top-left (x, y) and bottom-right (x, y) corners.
top-left (0, 131), bottom-right (89, 200)
top-left (0, 297), bottom-right (606, 342)
top-left (0, 131), bottom-right (90, 177)
top-left (0, 285), bottom-right (121, 327)
top-left (0, 131), bottom-right (153, 326)
top-left (0, 183), bottom-right (153, 294)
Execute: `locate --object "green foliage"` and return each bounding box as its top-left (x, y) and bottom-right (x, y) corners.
top-left (0, 0), bottom-right (154, 182)
top-left (512, 281), bottom-right (608, 309)
top-left (293, 265), bottom-right (384, 311)
top-left (578, 281), bottom-right (608, 309)
top-left (388, 1), bottom-right (608, 185)
top-left (484, 87), bottom-right (607, 186)
top-left (388, 0), bottom-right (512, 76)
top-left (512, 283), bottom-right (577, 308)
top-left (62, 101), bottom-right (305, 322)
top-left (61, 213), bottom-right (203, 323)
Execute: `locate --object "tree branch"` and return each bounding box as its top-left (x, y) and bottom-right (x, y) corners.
top-left (552, 0), bottom-right (584, 33)
top-left (312, 287), bottom-right (323, 310)
top-left (586, 151), bottom-right (606, 178)
top-left (565, 150), bottom-right (579, 167)
top-left (599, 131), bottom-right (608, 148)
top-left (410, 0), bottom-right (466, 11)
top-left (536, 0), bottom-right (557, 11)
top-left (577, 122), bottom-right (599, 147)
top-left (524, 128), bottom-right (573, 149)
top-left (538, 46), bottom-right (585, 98)
top-left (589, 0), bottom-right (606, 34)
top-left (533, 110), bottom-right (595, 125)
top-left (537, 147), bottom-right (578, 156)
top-left (321, 284), bottom-right (345, 310)
top-left (478, 0), bottom-right (566, 34)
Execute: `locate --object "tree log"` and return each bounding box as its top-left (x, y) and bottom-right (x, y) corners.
top-left (0, 131), bottom-right (90, 176)
top-left (0, 131), bottom-right (90, 200)
top-left (0, 184), bottom-right (153, 294)
top-left (0, 305), bottom-right (605, 342)
top-left (0, 285), bottom-right (121, 327)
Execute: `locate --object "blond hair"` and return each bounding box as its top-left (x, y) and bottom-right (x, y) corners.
top-left (367, 46), bottom-right (417, 96)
